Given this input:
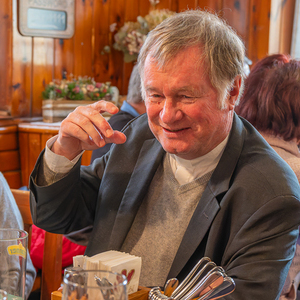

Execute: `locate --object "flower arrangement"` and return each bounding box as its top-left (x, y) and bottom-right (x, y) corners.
top-left (42, 76), bottom-right (113, 101)
top-left (112, 9), bottom-right (176, 63)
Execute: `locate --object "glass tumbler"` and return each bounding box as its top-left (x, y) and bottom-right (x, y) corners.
top-left (62, 270), bottom-right (128, 300)
top-left (0, 229), bottom-right (28, 300)
top-left (0, 290), bottom-right (7, 300)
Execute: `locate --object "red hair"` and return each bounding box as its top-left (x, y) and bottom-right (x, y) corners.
top-left (235, 54), bottom-right (300, 141)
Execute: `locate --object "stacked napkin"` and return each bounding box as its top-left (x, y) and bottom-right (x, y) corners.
top-left (73, 250), bottom-right (142, 294)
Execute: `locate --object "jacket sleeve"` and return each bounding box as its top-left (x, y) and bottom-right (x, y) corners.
top-left (29, 149), bottom-right (106, 234)
top-left (219, 195), bottom-right (300, 300)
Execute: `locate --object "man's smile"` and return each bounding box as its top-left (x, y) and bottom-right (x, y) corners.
top-left (162, 126), bottom-right (191, 133)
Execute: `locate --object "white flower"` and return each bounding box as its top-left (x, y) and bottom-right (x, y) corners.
top-left (110, 23), bottom-right (117, 32)
top-left (149, 0), bottom-right (160, 6)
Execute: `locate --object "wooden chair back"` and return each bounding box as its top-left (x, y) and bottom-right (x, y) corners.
top-left (11, 189), bottom-right (63, 300)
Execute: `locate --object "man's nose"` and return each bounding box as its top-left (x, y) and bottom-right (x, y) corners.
top-left (160, 99), bottom-right (183, 123)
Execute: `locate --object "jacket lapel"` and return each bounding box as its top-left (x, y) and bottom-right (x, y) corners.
top-left (108, 138), bottom-right (165, 249)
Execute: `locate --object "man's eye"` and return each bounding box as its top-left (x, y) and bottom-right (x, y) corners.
top-left (148, 94), bottom-right (163, 101)
top-left (180, 95), bottom-right (196, 101)
top-left (179, 96), bottom-right (197, 104)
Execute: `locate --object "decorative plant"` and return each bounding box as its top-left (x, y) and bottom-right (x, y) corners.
top-left (111, 9), bottom-right (176, 63)
top-left (42, 76), bottom-right (113, 101)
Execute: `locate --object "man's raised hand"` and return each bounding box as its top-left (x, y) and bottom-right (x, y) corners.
top-left (52, 100), bottom-right (127, 160)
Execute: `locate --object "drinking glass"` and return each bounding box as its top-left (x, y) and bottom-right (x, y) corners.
top-left (0, 229), bottom-right (28, 300)
top-left (64, 266), bottom-right (84, 278)
top-left (0, 290), bottom-right (7, 300)
top-left (62, 270), bottom-right (128, 300)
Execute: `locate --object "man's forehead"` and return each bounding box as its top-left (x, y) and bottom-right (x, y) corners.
top-left (143, 54), bottom-right (209, 84)
top-left (144, 47), bottom-right (207, 74)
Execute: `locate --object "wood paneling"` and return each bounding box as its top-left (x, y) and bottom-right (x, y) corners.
top-left (0, 125), bottom-right (18, 151)
top-left (248, 0), bottom-right (272, 62)
top-left (198, 0), bottom-right (223, 12)
top-left (178, 0), bottom-right (198, 11)
top-left (32, 38), bottom-right (54, 116)
top-left (11, 0), bottom-right (32, 117)
top-left (1, 0), bottom-right (274, 118)
top-left (0, 123), bottom-right (21, 188)
top-left (3, 170), bottom-right (21, 189)
top-left (0, 1), bottom-right (13, 113)
top-left (0, 150), bottom-right (19, 172)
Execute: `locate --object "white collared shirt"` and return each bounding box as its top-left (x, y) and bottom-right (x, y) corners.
top-left (45, 135), bottom-right (83, 173)
top-left (169, 136), bottom-right (229, 185)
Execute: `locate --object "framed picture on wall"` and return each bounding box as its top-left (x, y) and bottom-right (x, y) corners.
top-left (17, 0), bottom-right (75, 38)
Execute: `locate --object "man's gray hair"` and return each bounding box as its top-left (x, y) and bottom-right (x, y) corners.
top-left (127, 64), bottom-right (143, 104)
top-left (138, 9), bottom-right (245, 107)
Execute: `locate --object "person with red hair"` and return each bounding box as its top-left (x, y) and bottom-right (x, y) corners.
top-left (236, 54), bottom-right (300, 300)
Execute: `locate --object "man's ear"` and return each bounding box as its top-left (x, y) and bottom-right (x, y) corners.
top-left (228, 75), bottom-right (242, 110)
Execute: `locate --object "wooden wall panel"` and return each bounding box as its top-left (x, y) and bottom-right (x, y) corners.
top-left (108, 0), bottom-right (126, 91)
top-left (177, 0), bottom-right (198, 11)
top-left (0, 0), bottom-right (277, 118)
top-left (0, 1), bottom-right (12, 113)
top-left (0, 125), bottom-right (18, 151)
top-left (169, 0), bottom-right (179, 12)
top-left (93, 0), bottom-right (111, 84)
top-left (222, 0), bottom-right (250, 51)
top-left (139, 0), bottom-right (151, 16)
top-left (0, 124), bottom-right (21, 188)
top-left (0, 150), bottom-right (20, 172)
top-left (18, 131), bottom-right (29, 187)
top-left (11, 0), bottom-right (32, 117)
top-left (157, 0), bottom-right (176, 9)
top-left (3, 171), bottom-right (21, 189)
top-left (73, 0), bottom-right (94, 78)
top-left (32, 38), bottom-right (54, 116)
top-left (28, 133), bottom-right (42, 173)
top-left (122, 0), bottom-right (140, 93)
top-left (198, 0), bottom-right (223, 12)
top-left (248, 0), bottom-right (272, 62)
top-left (54, 38), bottom-right (74, 80)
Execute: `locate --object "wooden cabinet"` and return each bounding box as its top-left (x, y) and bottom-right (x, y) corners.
top-left (0, 124), bottom-right (21, 188)
top-left (18, 122), bottom-right (92, 187)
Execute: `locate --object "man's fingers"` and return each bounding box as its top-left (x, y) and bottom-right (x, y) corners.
top-left (62, 106), bottom-right (127, 146)
top-left (56, 100), bottom-right (126, 158)
top-left (103, 131), bottom-right (127, 145)
top-left (90, 100), bottom-right (119, 115)
top-left (72, 105), bottom-right (114, 144)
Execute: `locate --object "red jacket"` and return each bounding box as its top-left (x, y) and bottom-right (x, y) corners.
top-left (30, 224), bottom-right (86, 270)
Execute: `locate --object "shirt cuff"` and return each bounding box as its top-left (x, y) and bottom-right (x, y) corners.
top-left (45, 135), bottom-right (85, 173)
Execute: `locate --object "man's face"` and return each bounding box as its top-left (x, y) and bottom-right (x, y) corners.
top-left (143, 46), bottom-right (239, 160)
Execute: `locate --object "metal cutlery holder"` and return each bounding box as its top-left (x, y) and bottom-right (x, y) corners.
top-left (148, 287), bottom-right (174, 300)
top-left (148, 257), bottom-right (235, 300)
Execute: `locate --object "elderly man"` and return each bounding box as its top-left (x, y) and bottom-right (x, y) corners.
top-left (30, 10), bottom-right (300, 299)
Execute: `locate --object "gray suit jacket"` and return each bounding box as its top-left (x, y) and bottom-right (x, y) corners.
top-left (30, 113), bottom-right (300, 300)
